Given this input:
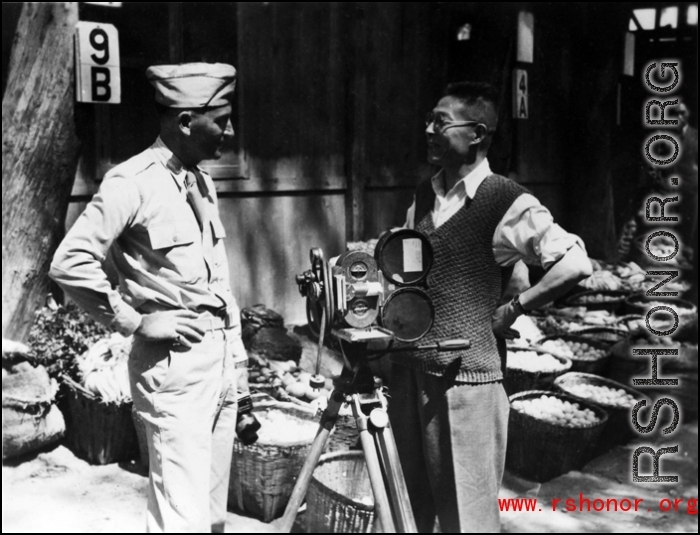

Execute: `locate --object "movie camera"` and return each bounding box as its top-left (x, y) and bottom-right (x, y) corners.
top-left (281, 229), bottom-right (470, 533)
top-left (295, 228), bottom-right (436, 348)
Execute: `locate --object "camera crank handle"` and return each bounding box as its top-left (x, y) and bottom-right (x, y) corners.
top-left (310, 307), bottom-right (327, 390)
top-left (434, 339), bottom-right (471, 351)
top-left (364, 338), bottom-right (471, 354)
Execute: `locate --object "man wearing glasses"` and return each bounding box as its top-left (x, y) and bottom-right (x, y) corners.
top-left (387, 82), bottom-right (592, 533)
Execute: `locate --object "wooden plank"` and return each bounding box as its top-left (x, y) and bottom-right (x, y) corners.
top-left (168, 3), bottom-right (183, 63)
top-left (346, 4), bottom-right (368, 241)
top-left (218, 193), bottom-right (346, 325)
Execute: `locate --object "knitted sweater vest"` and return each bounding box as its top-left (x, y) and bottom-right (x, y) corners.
top-left (391, 174), bottom-right (528, 383)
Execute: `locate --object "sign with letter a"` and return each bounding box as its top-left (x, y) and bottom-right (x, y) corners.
top-left (75, 21), bottom-right (121, 104)
top-left (513, 69), bottom-right (528, 119)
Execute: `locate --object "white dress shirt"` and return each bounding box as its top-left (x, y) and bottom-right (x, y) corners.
top-left (404, 159), bottom-right (585, 269)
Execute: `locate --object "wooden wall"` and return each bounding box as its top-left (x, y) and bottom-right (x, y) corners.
top-left (4, 2), bottom-right (655, 325)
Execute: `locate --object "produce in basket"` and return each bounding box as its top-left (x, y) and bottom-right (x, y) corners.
top-left (507, 316), bottom-right (544, 347)
top-left (578, 270), bottom-right (621, 291)
top-left (563, 383), bottom-right (637, 408)
top-left (506, 350), bottom-right (567, 373)
top-left (254, 408), bottom-right (318, 445)
top-left (539, 339), bottom-right (607, 361)
top-left (571, 293), bottom-right (622, 304)
top-left (511, 394), bottom-right (601, 427)
top-left (76, 333), bottom-right (132, 403)
top-left (629, 331), bottom-right (676, 347)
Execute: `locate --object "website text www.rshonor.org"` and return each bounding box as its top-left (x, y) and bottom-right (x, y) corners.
top-left (498, 495), bottom-right (698, 514)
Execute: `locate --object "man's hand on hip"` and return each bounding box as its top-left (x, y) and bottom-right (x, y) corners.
top-left (491, 302), bottom-right (521, 340)
top-left (135, 310), bottom-right (206, 348)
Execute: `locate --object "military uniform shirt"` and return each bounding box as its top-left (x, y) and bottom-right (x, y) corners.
top-left (50, 137), bottom-right (238, 336)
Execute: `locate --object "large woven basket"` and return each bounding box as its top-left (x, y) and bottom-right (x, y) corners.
top-left (536, 334), bottom-right (612, 375)
top-left (553, 372), bottom-right (648, 451)
top-left (326, 411), bottom-right (359, 452)
top-left (574, 327), bottom-right (630, 344)
top-left (306, 451), bottom-right (375, 534)
top-left (131, 406), bottom-right (149, 475)
top-left (61, 378), bottom-right (138, 465)
top-left (228, 401), bottom-right (318, 522)
top-left (504, 348), bottom-right (572, 396)
top-left (506, 390), bottom-right (608, 482)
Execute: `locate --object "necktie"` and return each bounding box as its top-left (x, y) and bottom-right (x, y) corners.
top-left (185, 170), bottom-right (215, 275)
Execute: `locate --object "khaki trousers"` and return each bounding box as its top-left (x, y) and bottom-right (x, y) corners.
top-left (129, 328), bottom-right (242, 533)
top-left (388, 364), bottom-right (510, 533)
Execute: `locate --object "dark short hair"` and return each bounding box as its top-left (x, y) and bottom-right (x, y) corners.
top-left (444, 81), bottom-right (500, 131)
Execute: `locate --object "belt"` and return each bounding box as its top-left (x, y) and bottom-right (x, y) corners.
top-left (192, 308), bottom-right (239, 331)
top-left (192, 310), bottom-right (248, 369)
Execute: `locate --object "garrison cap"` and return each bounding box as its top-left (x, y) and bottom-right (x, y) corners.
top-left (145, 63), bottom-right (236, 108)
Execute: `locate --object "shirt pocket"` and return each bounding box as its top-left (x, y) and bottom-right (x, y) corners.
top-left (147, 221), bottom-right (204, 283)
top-left (148, 222), bottom-right (198, 250)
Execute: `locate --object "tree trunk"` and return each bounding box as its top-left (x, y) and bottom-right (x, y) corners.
top-left (2, 2), bottom-right (81, 341)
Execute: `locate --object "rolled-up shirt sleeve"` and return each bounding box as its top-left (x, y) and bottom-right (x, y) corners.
top-left (49, 176), bottom-right (143, 336)
top-left (493, 193), bottom-right (587, 269)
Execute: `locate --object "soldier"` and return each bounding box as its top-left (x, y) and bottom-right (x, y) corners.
top-left (50, 63), bottom-right (246, 533)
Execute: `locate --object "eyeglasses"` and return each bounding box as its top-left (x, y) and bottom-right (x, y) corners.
top-left (425, 112), bottom-right (485, 133)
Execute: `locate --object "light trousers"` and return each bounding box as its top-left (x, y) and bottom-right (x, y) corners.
top-left (388, 364), bottom-right (510, 533)
top-left (129, 328), bottom-right (241, 533)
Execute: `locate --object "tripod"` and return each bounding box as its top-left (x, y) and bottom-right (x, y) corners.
top-left (278, 359), bottom-right (417, 533)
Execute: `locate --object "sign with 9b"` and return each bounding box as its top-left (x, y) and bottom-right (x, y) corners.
top-left (75, 21), bottom-right (121, 104)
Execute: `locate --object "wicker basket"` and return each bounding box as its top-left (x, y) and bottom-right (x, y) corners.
top-left (306, 451), bottom-right (375, 534)
top-left (564, 290), bottom-right (631, 313)
top-left (574, 327), bottom-right (629, 344)
top-left (553, 372), bottom-right (648, 451)
top-left (131, 406), bottom-right (149, 474)
top-left (327, 412), bottom-right (360, 452)
top-left (536, 334), bottom-right (612, 375)
top-left (506, 390), bottom-right (608, 482)
top-left (504, 348), bottom-right (572, 396)
top-left (61, 378), bottom-right (138, 465)
top-left (228, 401), bottom-right (318, 522)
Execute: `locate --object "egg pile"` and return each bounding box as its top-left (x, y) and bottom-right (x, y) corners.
top-left (573, 293), bottom-right (621, 304)
top-left (511, 395), bottom-right (601, 427)
top-left (540, 339), bottom-right (607, 361)
top-left (506, 350), bottom-right (567, 373)
top-left (254, 409), bottom-right (319, 445)
top-left (564, 382), bottom-right (637, 408)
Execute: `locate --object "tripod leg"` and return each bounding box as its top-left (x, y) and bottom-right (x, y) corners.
top-left (352, 397), bottom-right (396, 533)
top-left (375, 423), bottom-right (418, 533)
top-left (278, 390), bottom-right (343, 533)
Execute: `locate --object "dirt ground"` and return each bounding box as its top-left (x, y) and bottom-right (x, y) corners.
top-left (3, 334), bottom-right (698, 533)
top-left (3, 420), bottom-right (697, 533)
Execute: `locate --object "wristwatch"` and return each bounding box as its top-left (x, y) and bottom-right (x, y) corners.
top-left (511, 293), bottom-right (529, 316)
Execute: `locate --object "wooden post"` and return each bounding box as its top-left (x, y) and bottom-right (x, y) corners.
top-left (346, 4), bottom-right (368, 242)
top-left (2, 3), bottom-right (81, 341)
